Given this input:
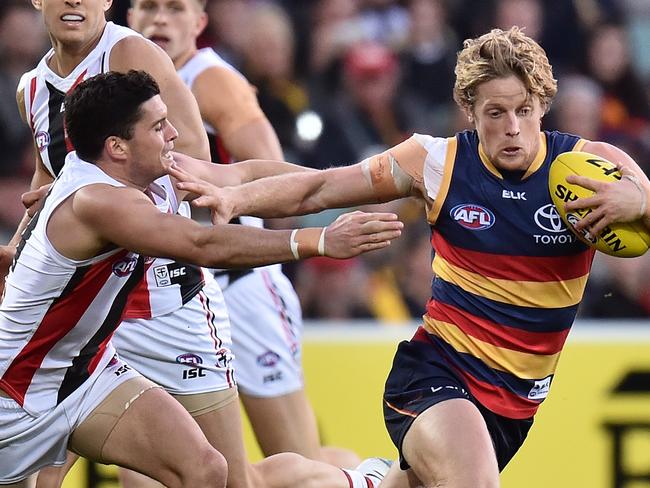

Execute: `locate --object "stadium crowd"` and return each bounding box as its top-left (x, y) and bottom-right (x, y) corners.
top-left (1, 0), bottom-right (649, 321)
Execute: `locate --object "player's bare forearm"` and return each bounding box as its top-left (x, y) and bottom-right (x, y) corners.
top-left (73, 185), bottom-right (402, 267)
top-left (172, 163), bottom-right (387, 220)
top-left (172, 152), bottom-right (311, 190)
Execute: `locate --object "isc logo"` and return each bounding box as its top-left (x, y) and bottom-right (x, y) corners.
top-left (450, 204), bottom-right (495, 230)
top-left (182, 367), bottom-right (207, 380)
top-left (153, 265), bottom-right (186, 287)
top-left (170, 267), bottom-right (186, 278)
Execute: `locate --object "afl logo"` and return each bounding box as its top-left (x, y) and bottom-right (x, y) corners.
top-left (534, 204), bottom-right (567, 233)
top-left (35, 131), bottom-right (50, 152)
top-left (257, 351), bottom-right (280, 368)
top-left (176, 353), bottom-right (203, 365)
top-left (451, 204), bottom-right (495, 230)
top-left (112, 256), bottom-right (138, 277)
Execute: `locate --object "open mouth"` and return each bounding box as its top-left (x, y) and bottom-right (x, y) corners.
top-left (60, 13), bottom-right (85, 24)
top-left (148, 35), bottom-right (171, 48)
top-left (502, 147), bottom-right (521, 156)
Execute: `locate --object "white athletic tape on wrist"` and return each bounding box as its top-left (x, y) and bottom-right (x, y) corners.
top-left (290, 229), bottom-right (300, 260)
top-left (318, 227), bottom-right (326, 256)
top-left (622, 174), bottom-right (648, 217)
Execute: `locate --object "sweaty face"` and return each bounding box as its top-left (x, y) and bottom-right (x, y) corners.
top-left (125, 95), bottom-right (178, 182)
top-left (471, 75), bottom-right (545, 172)
top-left (35, 0), bottom-right (112, 47)
top-left (128, 0), bottom-right (205, 67)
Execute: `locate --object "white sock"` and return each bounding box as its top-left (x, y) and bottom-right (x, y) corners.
top-left (341, 469), bottom-right (376, 488)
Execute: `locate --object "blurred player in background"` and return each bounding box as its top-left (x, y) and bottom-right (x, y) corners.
top-left (171, 26), bottom-right (650, 487)
top-left (127, 2), bottom-right (361, 482)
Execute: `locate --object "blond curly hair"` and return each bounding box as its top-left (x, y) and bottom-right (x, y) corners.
top-left (454, 27), bottom-right (557, 113)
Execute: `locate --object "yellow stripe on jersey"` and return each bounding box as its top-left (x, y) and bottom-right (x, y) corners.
top-left (423, 316), bottom-right (561, 379)
top-left (433, 255), bottom-right (588, 308)
top-left (478, 133), bottom-right (547, 180)
top-left (428, 137), bottom-right (457, 224)
top-left (573, 138), bottom-right (588, 151)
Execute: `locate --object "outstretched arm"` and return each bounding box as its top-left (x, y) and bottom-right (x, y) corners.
top-left (51, 184), bottom-right (403, 268)
top-left (564, 141), bottom-right (650, 235)
top-left (171, 137), bottom-right (430, 222)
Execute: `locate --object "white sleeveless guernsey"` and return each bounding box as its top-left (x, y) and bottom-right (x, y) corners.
top-left (18, 21), bottom-right (206, 320)
top-left (0, 153), bottom-right (144, 417)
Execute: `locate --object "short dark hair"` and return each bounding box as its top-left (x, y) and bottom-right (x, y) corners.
top-left (64, 70), bottom-right (160, 162)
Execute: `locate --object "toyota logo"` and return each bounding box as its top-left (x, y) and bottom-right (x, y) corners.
top-left (534, 204), bottom-right (567, 233)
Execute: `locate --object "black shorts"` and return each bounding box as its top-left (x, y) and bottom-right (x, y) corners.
top-left (383, 332), bottom-right (534, 471)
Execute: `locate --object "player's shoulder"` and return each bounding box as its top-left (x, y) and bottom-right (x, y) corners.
top-left (409, 133), bottom-right (452, 158)
top-left (110, 32), bottom-right (170, 71)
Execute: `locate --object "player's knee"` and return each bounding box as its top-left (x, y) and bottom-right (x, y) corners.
top-left (413, 457), bottom-right (499, 488)
top-left (181, 447), bottom-right (227, 488)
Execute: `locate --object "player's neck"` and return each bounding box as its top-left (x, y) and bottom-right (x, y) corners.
top-left (47, 25), bottom-right (106, 77)
top-left (173, 46), bottom-right (198, 71)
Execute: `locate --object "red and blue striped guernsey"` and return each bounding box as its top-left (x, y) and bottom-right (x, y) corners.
top-left (392, 130), bottom-right (595, 419)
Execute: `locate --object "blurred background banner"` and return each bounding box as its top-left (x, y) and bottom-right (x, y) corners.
top-left (63, 321), bottom-right (650, 488)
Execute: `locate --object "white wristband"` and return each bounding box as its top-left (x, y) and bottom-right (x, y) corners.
top-left (318, 227), bottom-right (326, 256)
top-left (622, 174), bottom-right (648, 218)
top-left (289, 229), bottom-right (300, 260)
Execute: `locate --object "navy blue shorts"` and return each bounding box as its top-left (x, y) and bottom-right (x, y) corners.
top-left (383, 332), bottom-right (534, 471)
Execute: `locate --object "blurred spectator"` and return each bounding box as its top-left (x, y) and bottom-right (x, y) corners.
top-left (494, 0), bottom-right (543, 40)
top-left (580, 253), bottom-right (650, 318)
top-left (241, 2), bottom-right (354, 167)
top-left (401, 0), bottom-right (457, 135)
top-left (327, 41), bottom-right (425, 161)
top-left (358, 0), bottom-right (410, 49)
top-left (366, 203), bottom-right (433, 321)
top-left (584, 24), bottom-right (650, 132)
top-left (205, 0), bottom-right (253, 68)
top-left (583, 22), bottom-right (650, 171)
top-left (309, 0), bottom-right (364, 89)
top-left (294, 257), bottom-right (373, 319)
top-left (549, 75), bottom-right (604, 140)
top-left (0, 0), bottom-right (49, 241)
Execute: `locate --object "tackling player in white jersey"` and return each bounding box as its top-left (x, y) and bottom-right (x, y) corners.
top-left (1, 70), bottom-right (402, 488)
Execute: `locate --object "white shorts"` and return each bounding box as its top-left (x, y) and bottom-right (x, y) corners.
top-left (218, 268), bottom-right (303, 397)
top-left (112, 277), bottom-right (235, 396)
top-left (0, 355), bottom-right (139, 483)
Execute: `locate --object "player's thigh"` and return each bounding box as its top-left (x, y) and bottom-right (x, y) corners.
top-left (188, 391), bottom-right (258, 488)
top-left (402, 398), bottom-right (499, 488)
top-left (240, 389), bottom-right (320, 458)
top-left (69, 377), bottom-right (224, 486)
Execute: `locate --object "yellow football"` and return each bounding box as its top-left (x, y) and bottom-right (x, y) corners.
top-left (549, 151), bottom-right (650, 257)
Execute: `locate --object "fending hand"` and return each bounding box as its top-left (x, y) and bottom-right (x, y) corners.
top-left (168, 162), bottom-right (237, 224)
top-left (324, 210), bottom-right (403, 258)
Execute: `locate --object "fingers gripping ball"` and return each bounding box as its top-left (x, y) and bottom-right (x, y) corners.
top-left (549, 151), bottom-right (650, 257)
